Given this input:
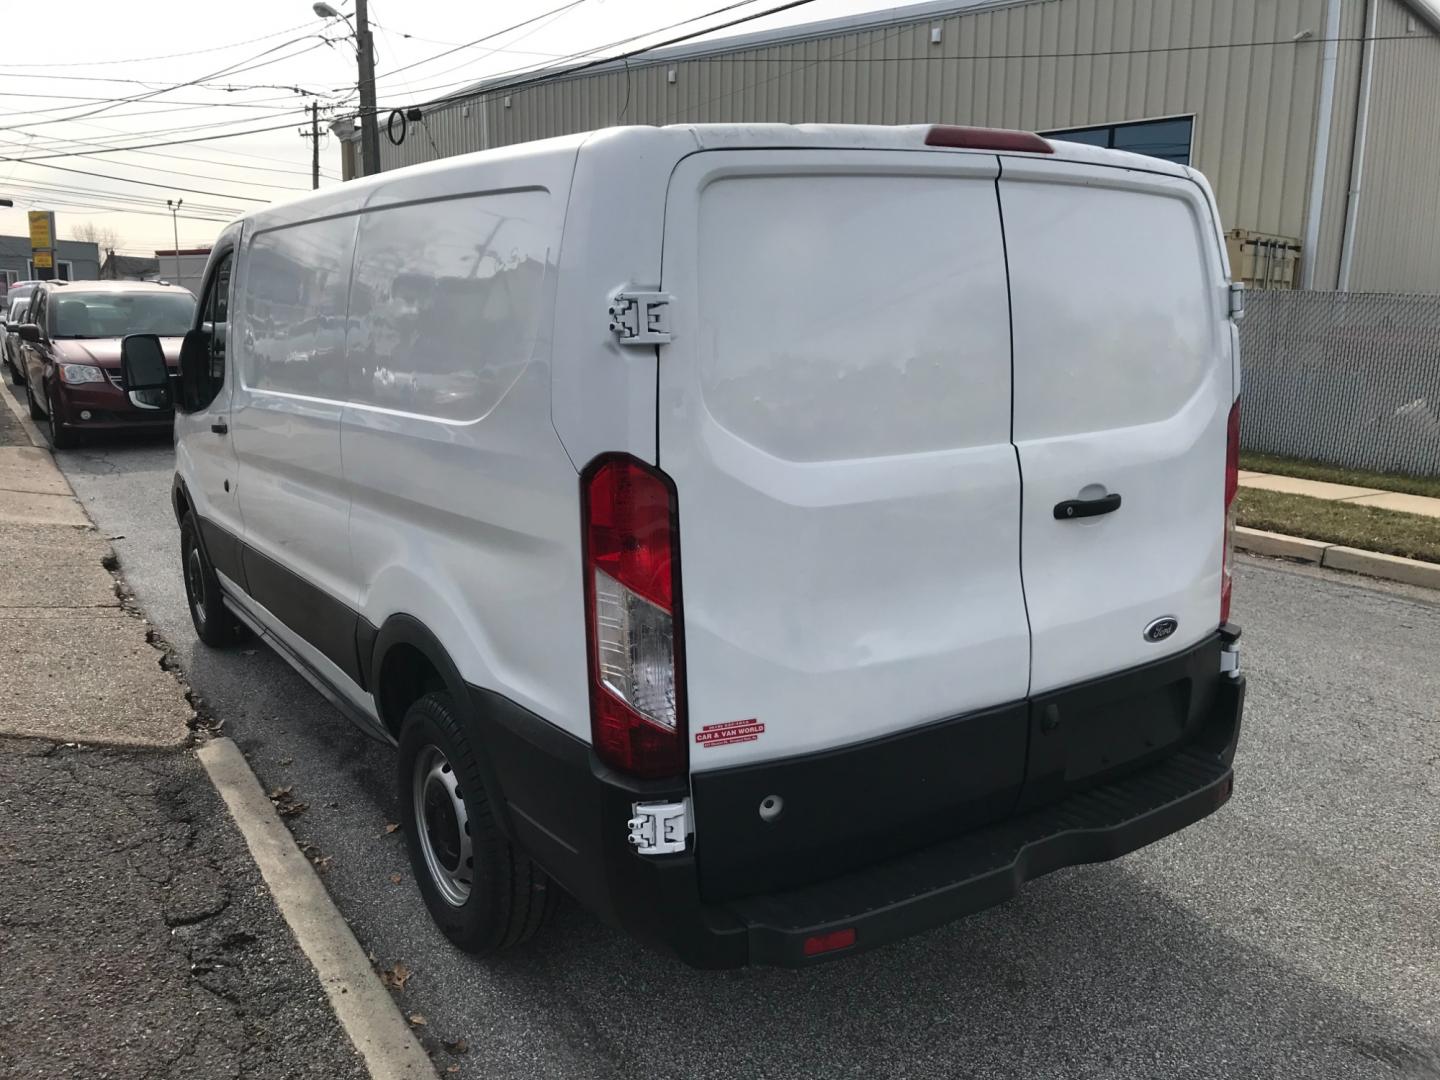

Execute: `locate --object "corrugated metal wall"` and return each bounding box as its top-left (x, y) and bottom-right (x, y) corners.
top-left (348, 0), bottom-right (1438, 291)
top-left (1340, 0), bottom-right (1440, 291)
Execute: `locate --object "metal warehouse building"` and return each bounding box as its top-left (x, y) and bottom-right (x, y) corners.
top-left (337, 0), bottom-right (1440, 293)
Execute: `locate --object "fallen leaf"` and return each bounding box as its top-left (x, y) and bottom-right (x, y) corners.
top-left (408, 1014), bottom-right (427, 1027)
top-left (278, 757), bottom-right (293, 766)
top-left (242, 649), bottom-right (257, 656)
top-left (312, 854), bottom-right (333, 871)
top-left (380, 961), bottom-right (411, 991)
top-left (389, 873), bottom-right (403, 885)
top-left (383, 822), bottom-right (400, 835)
top-left (447, 1067), bottom-right (460, 1075)
top-left (443, 1038), bottom-right (469, 1055)
top-left (277, 801), bottom-right (308, 819)
top-left (268, 786), bottom-right (292, 800)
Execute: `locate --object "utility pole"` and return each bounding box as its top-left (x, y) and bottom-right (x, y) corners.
top-left (165, 198), bottom-right (183, 291)
top-left (299, 101), bottom-right (321, 189)
top-left (355, 0), bottom-right (381, 177)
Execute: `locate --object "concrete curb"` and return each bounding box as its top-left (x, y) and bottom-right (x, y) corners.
top-left (1236, 526), bottom-right (1440, 590)
top-left (197, 738), bottom-right (437, 1080)
top-left (0, 378), bottom-right (48, 449)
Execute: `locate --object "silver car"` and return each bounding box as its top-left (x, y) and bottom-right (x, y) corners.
top-left (4, 296), bottom-right (31, 386)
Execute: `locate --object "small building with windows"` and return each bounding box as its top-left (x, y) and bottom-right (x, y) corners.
top-left (0, 235), bottom-right (100, 287)
top-left (336, 0), bottom-right (1440, 293)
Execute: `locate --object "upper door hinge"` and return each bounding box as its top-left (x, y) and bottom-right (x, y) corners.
top-left (1227, 281), bottom-right (1246, 321)
top-left (609, 288), bottom-right (673, 346)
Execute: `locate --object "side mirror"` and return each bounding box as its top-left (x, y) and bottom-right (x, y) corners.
top-left (18, 323), bottom-right (40, 343)
top-left (176, 327), bottom-right (210, 414)
top-left (120, 333), bottom-right (172, 411)
top-left (4, 322), bottom-right (16, 333)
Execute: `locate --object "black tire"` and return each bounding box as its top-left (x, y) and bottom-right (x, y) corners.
top-left (25, 375), bottom-right (42, 420)
top-left (180, 512), bottom-right (246, 647)
top-left (46, 390), bottom-right (77, 450)
top-left (398, 692), bottom-right (558, 955)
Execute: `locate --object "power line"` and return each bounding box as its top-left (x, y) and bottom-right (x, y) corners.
top-left (4, 117), bottom-right (319, 163)
top-left (0, 36), bottom-right (333, 135)
top-left (366, 0), bottom-right (792, 109)
top-left (370, 0), bottom-right (590, 84)
top-left (0, 21), bottom-right (317, 67)
top-left (0, 136), bottom-right (310, 193)
top-left (0, 155), bottom-right (271, 203)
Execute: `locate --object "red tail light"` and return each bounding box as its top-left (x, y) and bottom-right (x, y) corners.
top-left (1221, 399), bottom-right (1240, 624)
top-left (803, 928), bottom-right (857, 957)
top-left (582, 455), bottom-right (686, 779)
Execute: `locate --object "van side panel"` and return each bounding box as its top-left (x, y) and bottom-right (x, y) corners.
top-left (547, 127), bottom-right (701, 469)
top-left (230, 214), bottom-right (361, 652)
top-left (341, 152), bottom-right (592, 738)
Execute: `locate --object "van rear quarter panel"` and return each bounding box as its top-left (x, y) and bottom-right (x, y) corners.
top-left (338, 142), bottom-right (596, 736)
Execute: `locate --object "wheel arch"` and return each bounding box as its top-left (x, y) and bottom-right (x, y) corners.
top-left (370, 614), bottom-right (518, 838)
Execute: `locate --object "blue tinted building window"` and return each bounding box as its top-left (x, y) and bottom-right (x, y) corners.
top-left (1044, 116), bottom-right (1193, 166)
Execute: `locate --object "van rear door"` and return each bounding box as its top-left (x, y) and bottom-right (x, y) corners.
top-left (657, 149), bottom-right (1030, 779)
top-left (998, 160), bottom-right (1232, 694)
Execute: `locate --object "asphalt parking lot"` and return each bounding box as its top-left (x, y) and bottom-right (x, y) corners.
top-left (32, 415), bottom-right (1440, 1080)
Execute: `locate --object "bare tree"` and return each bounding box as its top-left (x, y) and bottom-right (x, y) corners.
top-left (70, 221), bottom-right (124, 253)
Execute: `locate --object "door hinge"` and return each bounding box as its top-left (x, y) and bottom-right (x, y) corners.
top-left (1227, 281), bottom-right (1247, 321)
top-left (608, 289), bottom-right (673, 346)
top-left (627, 799), bottom-right (691, 855)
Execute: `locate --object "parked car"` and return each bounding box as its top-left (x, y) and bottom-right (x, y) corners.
top-left (124, 123), bottom-right (1246, 969)
top-left (4, 297), bottom-right (32, 386)
top-left (3, 281), bottom-right (58, 385)
top-left (22, 280), bottom-right (193, 448)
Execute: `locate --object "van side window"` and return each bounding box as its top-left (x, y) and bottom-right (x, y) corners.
top-left (190, 252), bottom-right (232, 411)
top-left (243, 216), bottom-right (356, 400)
top-left (345, 191), bottom-right (551, 420)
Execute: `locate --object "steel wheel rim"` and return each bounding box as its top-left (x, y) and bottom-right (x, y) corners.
top-left (413, 744), bottom-right (472, 907)
top-left (186, 546), bottom-right (207, 630)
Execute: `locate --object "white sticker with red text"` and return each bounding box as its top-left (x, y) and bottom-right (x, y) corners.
top-left (694, 718), bottom-right (765, 748)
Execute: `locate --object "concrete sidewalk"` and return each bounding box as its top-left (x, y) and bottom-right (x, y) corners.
top-left (1239, 470), bottom-right (1440, 519)
top-left (0, 412), bottom-right (372, 1079)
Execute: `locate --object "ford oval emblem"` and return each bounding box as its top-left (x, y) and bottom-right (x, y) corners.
top-left (1144, 616), bottom-right (1179, 643)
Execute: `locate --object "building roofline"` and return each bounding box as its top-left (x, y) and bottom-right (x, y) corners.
top-left (449, 0), bottom-right (1032, 102)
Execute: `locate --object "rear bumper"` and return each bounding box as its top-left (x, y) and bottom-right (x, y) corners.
top-left (473, 636), bottom-right (1244, 970)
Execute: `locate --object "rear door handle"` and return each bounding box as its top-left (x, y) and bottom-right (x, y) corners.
top-left (211, 421), bottom-right (229, 435)
top-left (1054, 493), bottom-right (1121, 520)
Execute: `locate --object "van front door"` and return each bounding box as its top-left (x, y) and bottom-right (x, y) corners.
top-left (177, 239), bottom-right (244, 590)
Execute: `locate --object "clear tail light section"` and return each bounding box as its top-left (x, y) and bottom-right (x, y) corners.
top-left (582, 455), bottom-right (686, 779)
top-left (1221, 399), bottom-right (1240, 624)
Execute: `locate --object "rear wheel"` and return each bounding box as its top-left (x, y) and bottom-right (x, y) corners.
top-left (398, 691), bottom-right (558, 954)
top-left (46, 390), bottom-right (77, 450)
top-left (180, 512), bottom-right (246, 647)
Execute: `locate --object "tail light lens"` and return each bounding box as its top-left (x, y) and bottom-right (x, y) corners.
top-left (1221, 399), bottom-right (1240, 624)
top-left (582, 455), bottom-right (686, 779)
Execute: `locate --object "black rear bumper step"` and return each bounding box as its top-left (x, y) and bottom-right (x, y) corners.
top-left (725, 677), bottom-right (1243, 966)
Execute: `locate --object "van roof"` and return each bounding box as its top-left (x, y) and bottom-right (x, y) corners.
top-left (242, 122), bottom-right (1192, 229)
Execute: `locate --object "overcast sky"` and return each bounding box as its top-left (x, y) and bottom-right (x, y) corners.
top-left (0, 0), bottom-right (928, 260)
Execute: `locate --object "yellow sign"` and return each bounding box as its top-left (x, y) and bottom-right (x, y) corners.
top-left (32, 251), bottom-right (53, 269)
top-left (28, 211), bottom-right (53, 250)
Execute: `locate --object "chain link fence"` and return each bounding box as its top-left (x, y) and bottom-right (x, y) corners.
top-left (1240, 289), bottom-right (1440, 477)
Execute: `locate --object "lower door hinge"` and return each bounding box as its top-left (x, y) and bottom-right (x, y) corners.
top-left (609, 288), bottom-right (673, 346)
top-left (627, 799), bottom-right (691, 855)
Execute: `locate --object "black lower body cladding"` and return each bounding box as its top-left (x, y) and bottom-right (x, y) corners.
top-left (472, 631), bottom-right (1244, 969)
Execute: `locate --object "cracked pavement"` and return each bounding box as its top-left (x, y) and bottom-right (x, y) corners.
top-left (0, 396), bottom-right (369, 1080)
top-left (0, 738), bottom-right (369, 1080)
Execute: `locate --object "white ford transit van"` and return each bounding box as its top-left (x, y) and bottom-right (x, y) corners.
top-left (122, 123), bottom-right (1246, 968)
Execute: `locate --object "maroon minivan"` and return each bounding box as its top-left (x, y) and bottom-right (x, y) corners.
top-left (21, 280), bottom-right (194, 448)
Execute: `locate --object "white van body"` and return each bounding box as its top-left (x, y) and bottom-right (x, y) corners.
top-left (155, 124), bottom-right (1245, 968)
